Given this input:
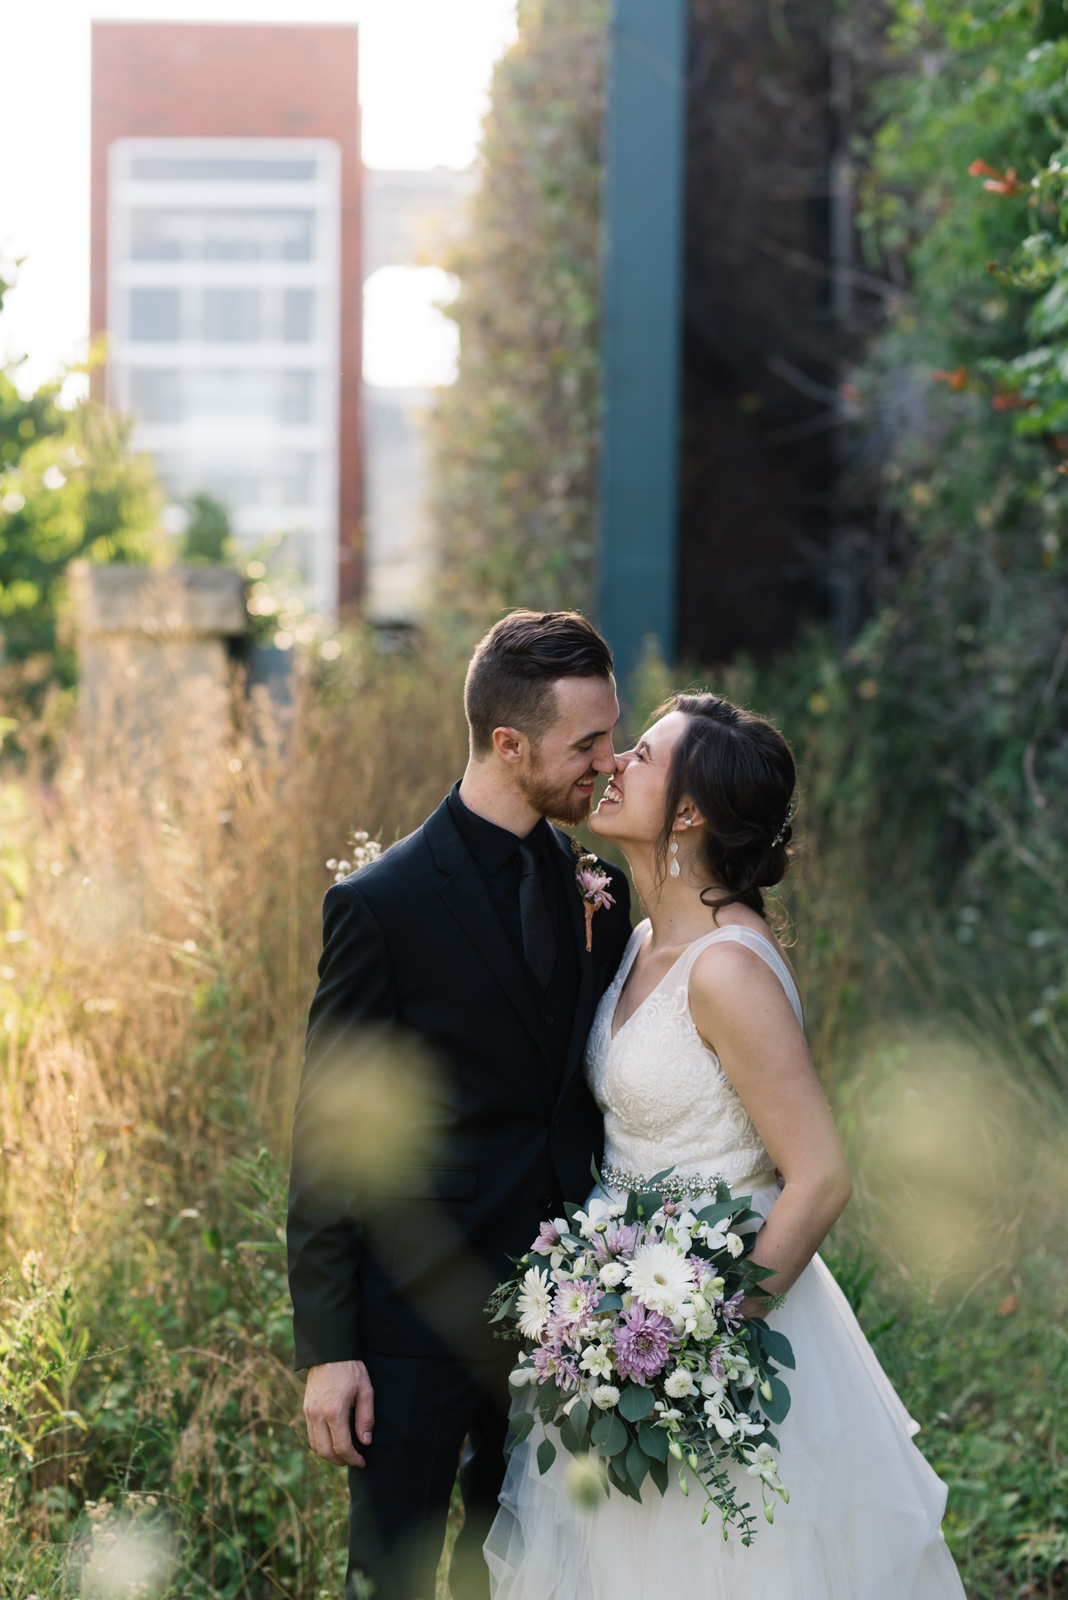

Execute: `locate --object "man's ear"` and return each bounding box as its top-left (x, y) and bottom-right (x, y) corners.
top-left (491, 725), bottom-right (524, 765)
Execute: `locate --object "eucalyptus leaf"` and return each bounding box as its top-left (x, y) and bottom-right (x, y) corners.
top-left (558, 1413), bottom-right (582, 1455)
top-left (638, 1420), bottom-right (669, 1461)
top-left (619, 1384), bottom-right (656, 1422)
top-left (537, 1437), bottom-right (557, 1475)
top-left (608, 1457), bottom-right (643, 1502)
top-left (755, 1324), bottom-right (796, 1370)
top-left (600, 1412), bottom-right (629, 1457)
top-left (648, 1455), bottom-right (669, 1496)
top-left (507, 1409), bottom-right (535, 1444)
top-left (759, 1374), bottom-right (792, 1425)
top-left (591, 1412), bottom-right (613, 1446)
top-left (626, 1437), bottom-right (650, 1490)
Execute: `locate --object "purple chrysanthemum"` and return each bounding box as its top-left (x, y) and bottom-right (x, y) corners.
top-left (612, 1304), bottom-right (676, 1385)
top-left (545, 1280), bottom-right (600, 1348)
top-left (688, 1253), bottom-right (714, 1289)
top-left (603, 1223), bottom-right (639, 1261)
top-left (531, 1220), bottom-right (562, 1256)
top-left (720, 1289), bottom-right (745, 1332)
top-left (532, 1344), bottom-right (579, 1389)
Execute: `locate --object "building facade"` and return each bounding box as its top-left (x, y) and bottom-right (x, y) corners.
top-left (91, 23), bottom-right (361, 614)
top-left (361, 167), bottom-right (474, 623)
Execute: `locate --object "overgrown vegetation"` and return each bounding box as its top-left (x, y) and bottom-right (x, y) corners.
top-left (839, 0), bottom-right (1068, 1057)
top-left (0, 635), bottom-right (1062, 1598)
top-left (432, 0), bottom-right (606, 623)
top-left (0, 274), bottom-right (161, 690)
top-left (2, 0), bottom-right (1067, 1594)
top-left (0, 638), bottom-right (469, 1595)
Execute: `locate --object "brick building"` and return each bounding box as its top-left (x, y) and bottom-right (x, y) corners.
top-left (91, 22), bottom-right (362, 614)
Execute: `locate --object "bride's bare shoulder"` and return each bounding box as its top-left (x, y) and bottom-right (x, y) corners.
top-left (688, 912), bottom-right (802, 1012)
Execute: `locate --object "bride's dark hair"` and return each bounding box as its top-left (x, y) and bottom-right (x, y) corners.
top-left (654, 692), bottom-right (797, 920)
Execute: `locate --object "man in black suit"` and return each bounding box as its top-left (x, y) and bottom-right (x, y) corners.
top-left (287, 611), bottom-right (632, 1600)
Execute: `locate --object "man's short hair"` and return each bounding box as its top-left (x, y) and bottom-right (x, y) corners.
top-left (464, 611), bottom-right (614, 757)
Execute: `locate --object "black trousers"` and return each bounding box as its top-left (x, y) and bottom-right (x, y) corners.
top-left (346, 1350), bottom-right (513, 1600)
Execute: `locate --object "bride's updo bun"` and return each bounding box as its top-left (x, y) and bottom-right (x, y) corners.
top-left (657, 692), bottom-right (797, 919)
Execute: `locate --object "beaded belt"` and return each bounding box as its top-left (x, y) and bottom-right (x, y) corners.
top-left (600, 1163), bottom-right (779, 1199)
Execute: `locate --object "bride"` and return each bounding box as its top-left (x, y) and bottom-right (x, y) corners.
top-left (485, 692), bottom-right (965, 1599)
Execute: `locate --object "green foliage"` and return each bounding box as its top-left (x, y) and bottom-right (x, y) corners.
top-left (775, 0), bottom-right (1068, 1055)
top-left (826, 1246), bottom-right (1068, 1599)
top-left (432, 0), bottom-right (607, 623)
top-left (0, 272), bottom-right (162, 682)
top-left (180, 492), bottom-right (233, 566)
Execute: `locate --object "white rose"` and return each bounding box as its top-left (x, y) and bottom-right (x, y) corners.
top-left (599, 1261), bottom-right (626, 1289)
top-left (592, 1384), bottom-right (620, 1410)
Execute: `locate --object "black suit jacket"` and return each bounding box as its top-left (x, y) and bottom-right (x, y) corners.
top-left (287, 796), bottom-right (632, 1370)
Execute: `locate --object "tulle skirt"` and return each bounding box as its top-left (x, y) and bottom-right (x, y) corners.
top-left (484, 1185), bottom-right (966, 1600)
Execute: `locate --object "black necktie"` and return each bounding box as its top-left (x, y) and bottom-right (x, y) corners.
top-left (517, 840), bottom-right (557, 991)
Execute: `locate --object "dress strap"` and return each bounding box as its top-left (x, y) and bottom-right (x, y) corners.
top-left (677, 927), bottom-right (803, 1027)
top-left (616, 919), bottom-right (650, 987)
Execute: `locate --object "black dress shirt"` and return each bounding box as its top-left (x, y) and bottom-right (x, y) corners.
top-left (446, 782), bottom-right (581, 1076)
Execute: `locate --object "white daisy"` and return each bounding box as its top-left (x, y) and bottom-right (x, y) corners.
top-left (624, 1242), bottom-right (695, 1315)
top-left (515, 1267), bottom-right (552, 1339)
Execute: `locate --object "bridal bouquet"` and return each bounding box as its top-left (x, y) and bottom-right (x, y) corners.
top-left (486, 1169), bottom-right (793, 1542)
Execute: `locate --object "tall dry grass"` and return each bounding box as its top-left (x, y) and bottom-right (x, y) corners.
top-left (0, 632), bottom-right (1063, 1598)
top-left (0, 634), bottom-right (468, 1597)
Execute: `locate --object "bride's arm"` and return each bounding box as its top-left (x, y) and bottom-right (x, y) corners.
top-left (688, 944), bottom-right (851, 1316)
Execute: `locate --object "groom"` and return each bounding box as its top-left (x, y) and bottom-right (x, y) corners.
top-left (287, 610), bottom-right (632, 1600)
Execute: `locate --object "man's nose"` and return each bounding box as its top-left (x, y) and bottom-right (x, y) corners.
top-left (591, 739), bottom-right (619, 776)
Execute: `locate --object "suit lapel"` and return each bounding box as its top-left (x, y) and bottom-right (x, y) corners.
top-left (425, 800), bottom-right (550, 1060)
top-left (549, 826), bottom-right (596, 1105)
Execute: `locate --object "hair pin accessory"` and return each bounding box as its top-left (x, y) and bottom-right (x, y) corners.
top-left (772, 801), bottom-right (796, 848)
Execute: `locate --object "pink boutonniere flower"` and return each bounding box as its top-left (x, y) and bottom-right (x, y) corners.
top-left (572, 842), bottom-right (615, 952)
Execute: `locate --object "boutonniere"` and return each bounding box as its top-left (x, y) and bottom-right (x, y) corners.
top-left (571, 838), bottom-right (615, 952)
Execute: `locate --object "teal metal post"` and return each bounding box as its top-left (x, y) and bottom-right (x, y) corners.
top-left (597, 0), bottom-right (688, 681)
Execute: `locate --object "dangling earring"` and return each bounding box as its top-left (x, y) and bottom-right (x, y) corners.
top-left (669, 839), bottom-right (680, 877)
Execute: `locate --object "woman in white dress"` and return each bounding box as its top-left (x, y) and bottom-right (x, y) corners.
top-left (485, 692), bottom-right (966, 1600)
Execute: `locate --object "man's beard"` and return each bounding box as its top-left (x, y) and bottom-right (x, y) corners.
top-left (517, 758), bottom-right (595, 826)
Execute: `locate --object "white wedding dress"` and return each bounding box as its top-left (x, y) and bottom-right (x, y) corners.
top-left (485, 921), bottom-right (966, 1600)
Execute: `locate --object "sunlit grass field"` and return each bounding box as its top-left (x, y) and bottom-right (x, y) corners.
top-left (0, 634), bottom-right (1063, 1598)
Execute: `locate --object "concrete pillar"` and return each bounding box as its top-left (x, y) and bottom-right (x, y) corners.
top-left (72, 562), bottom-right (247, 776)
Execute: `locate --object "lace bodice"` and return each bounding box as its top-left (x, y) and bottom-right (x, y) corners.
top-left (586, 919), bottom-right (804, 1188)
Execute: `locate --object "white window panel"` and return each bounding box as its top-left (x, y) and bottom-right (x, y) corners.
top-left (108, 135), bottom-right (341, 615)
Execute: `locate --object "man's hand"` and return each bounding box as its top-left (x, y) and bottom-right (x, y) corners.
top-left (303, 1359), bottom-right (375, 1468)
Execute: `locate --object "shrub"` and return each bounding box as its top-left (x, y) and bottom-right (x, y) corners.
top-left (432, 0), bottom-right (607, 624)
